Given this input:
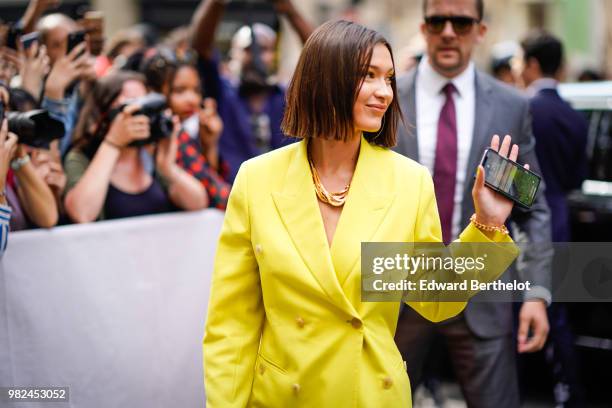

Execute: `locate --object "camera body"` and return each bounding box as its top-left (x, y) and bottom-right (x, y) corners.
top-left (109, 93), bottom-right (173, 147)
top-left (0, 101), bottom-right (65, 148)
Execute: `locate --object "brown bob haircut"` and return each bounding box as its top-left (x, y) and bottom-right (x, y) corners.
top-left (282, 20), bottom-right (402, 147)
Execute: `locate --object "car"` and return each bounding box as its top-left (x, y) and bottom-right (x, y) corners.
top-left (556, 81), bottom-right (612, 402)
top-left (558, 81), bottom-right (612, 241)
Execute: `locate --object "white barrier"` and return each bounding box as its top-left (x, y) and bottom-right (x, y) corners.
top-left (0, 210), bottom-right (224, 408)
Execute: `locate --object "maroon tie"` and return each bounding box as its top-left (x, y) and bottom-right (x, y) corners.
top-left (433, 83), bottom-right (457, 244)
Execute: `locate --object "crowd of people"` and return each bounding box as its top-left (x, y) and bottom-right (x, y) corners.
top-left (0, 0), bottom-right (314, 244)
top-left (0, 0), bottom-right (605, 406)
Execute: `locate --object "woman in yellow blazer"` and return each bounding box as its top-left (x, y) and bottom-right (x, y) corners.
top-left (204, 20), bottom-right (523, 407)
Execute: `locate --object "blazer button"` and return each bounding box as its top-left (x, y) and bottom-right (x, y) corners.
top-left (292, 383), bottom-right (301, 395)
top-left (382, 377), bottom-right (393, 389)
top-left (295, 316), bottom-right (305, 328)
top-left (259, 364), bottom-right (265, 375)
top-left (255, 244), bottom-right (263, 254)
top-left (351, 318), bottom-right (362, 329)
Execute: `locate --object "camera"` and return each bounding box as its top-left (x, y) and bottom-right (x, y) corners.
top-left (0, 101), bottom-right (65, 148)
top-left (108, 93), bottom-right (174, 147)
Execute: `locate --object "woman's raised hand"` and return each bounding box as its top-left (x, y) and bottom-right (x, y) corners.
top-left (104, 104), bottom-right (150, 148)
top-left (472, 134), bottom-right (529, 227)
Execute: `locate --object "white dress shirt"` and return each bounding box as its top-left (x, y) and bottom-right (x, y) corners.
top-left (416, 57), bottom-right (476, 239)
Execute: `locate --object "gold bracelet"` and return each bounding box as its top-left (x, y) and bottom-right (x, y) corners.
top-left (469, 214), bottom-right (509, 235)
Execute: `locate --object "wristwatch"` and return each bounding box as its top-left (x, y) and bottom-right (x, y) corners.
top-left (10, 154), bottom-right (31, 171)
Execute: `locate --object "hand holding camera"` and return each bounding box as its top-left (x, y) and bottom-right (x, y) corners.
top-left (104, 104), bottom-right (150, 149)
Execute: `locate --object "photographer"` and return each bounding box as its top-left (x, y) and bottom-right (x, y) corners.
top-left (0, 84), bottom-right (59, 230)
top-left (190, 0), bottom-right (313, 180)
top-left (63, 71), bottom-right (208, 223)
top-left (0, 118), bottom-right (17, 257)
top-left (142, 51), bottom-right (230, 209)
top-left (2, 39), bottom-right (70, 224)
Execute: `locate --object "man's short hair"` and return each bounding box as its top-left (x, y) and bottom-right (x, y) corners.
top-left (521, 31), bottom-right (563, 77)
top-left (36, 13), bottom-right (77, 44)
top-left (422, 0), bottom-right (484, 21)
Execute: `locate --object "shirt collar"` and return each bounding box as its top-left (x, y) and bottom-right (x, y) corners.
top-left (417, 56), bottom-right (475, 98)
top-left (527, 77), bottom-right (558, 96)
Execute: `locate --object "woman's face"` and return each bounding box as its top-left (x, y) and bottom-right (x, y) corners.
top-left (114, 79), bottom-right (148, 106)
top-left (168, 66), bottom-right (202, 121)
top-left (353, 43), bottom-right (395, 134)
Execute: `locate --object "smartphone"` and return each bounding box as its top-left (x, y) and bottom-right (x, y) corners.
top-left (20, 31), bottom-right (39, 50)
top-left (478, 148), bottom-right (541, 208)
top-left (6, 24), bottom-right (23, 50)
top-left (66, 30), bottom-right (86, 56)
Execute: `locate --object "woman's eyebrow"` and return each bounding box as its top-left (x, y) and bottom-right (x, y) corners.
top-left (368, 64), bottom-right (395, 74)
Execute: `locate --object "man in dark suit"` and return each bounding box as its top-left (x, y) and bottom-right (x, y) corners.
top-left (520, 31), bottom-right (587, 407)
top-left (393, 1), bottom-right (553, 407)
top-left (520, 31), bottom-right (588, 242)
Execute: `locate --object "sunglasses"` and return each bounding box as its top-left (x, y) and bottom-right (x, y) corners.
top-left (424, 15), bottom-right (480, 35)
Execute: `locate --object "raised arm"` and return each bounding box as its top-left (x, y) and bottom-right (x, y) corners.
top-left (13, 145), bottom-right (59, 228)
top-left (273, 0), bottom-right (313, 44)
top-left (21, 0), bottom-right (60, 34)
top-left (190, 0), bottom-right (226, 60)
top-left (155, 118), bottom-right (208, 211)
top-left (64, 105), bottom-right (149, 223)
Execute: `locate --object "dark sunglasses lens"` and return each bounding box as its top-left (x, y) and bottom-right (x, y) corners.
top-left (425, 17), bottom-right (446, 34)
top-left (451, 17), bottom-right (475, 34)
top-left (425, 16), bottom-right (477, 35)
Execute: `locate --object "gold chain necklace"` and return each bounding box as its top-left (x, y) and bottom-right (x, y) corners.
top-left (307, 146), bottom-right (351, 207)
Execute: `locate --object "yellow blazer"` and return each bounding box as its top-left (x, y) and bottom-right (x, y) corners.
top-left (203, 136), bottom-right (516, 407)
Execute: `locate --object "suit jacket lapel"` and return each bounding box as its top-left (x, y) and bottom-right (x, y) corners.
top-left (395, 70), bottom-right (419, 161)
top-left (461, 71), bottom-right (495, 221)
top-left (331, 137), bottom-right (396, 289)
top-left (272, 141), bottom-right (358, 317)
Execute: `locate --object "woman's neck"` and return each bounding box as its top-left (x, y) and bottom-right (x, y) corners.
top-left (309, 133), bottom-right (361, 177)
top-left (115, 147), bottom-right (142, 170)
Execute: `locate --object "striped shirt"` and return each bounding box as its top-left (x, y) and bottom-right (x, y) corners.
top-left (0, 204), bottom-right (11, 257)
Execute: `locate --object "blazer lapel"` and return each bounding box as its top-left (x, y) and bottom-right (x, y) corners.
top-left (331, 137), bottom-right (396, 288)
top-left (461, 71), bottom-right (495, 221)
top-left (272, 141), bottom-right (358, 316)
top-left (395, 70), bottom-right (419, 161)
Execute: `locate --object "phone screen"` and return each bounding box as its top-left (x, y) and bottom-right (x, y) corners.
top-left (20, 32), bottom-right (39, 50)
top-left (481, 148), bottom-right (541, 208)
top-left (67, 31), bottom-right (86, 55)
